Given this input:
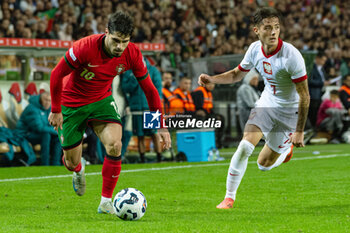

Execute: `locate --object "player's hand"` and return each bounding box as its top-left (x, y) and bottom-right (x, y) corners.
top-left (48, 112), bottom-right (63, 131)
top-left (158, 128), bottom-right (171, 149)
top-left (198, 74), bottom-right (212, 86)
top-left (289, 131), bottom-right (304, 147)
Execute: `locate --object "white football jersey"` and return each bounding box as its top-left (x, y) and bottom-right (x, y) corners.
top-left (238, 39), bottom-right (307, 109)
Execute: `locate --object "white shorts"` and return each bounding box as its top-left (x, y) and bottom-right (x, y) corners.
top-left (246, 107), bottom-right (298, 154)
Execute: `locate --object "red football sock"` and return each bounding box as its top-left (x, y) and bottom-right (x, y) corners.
top-left (62, 156), bottom-right (81, 173)
top-left (101, 157), bottom-right (122, 198)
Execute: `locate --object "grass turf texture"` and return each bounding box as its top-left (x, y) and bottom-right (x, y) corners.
top-left (0, 144), bottom-right (349, 233)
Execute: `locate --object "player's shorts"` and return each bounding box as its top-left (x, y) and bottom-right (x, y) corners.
top-left (246, 107), bottom-right (298, 154)
top-left (132, 114), bottom-right (156, 137)
top-left (58, 95), bottom-right (121, 150)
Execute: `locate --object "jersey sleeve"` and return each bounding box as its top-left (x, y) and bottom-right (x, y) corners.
top-left (63, 39), bottom-right (87, 69)
top-left (238, 43), bottom-right (255, 72)
top-left (131, 45), bottom-right (148, 80)
top-left (287, 47), bottom-right (307, 83)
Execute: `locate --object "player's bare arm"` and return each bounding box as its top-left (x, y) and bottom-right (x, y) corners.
top-left (290, 79), bottom-right (310, 147)
top-left (198, 67), bottom-right (247, 86)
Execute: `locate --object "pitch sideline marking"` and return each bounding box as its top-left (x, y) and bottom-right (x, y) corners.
top-left (0, 153), bottom-right (349, 183)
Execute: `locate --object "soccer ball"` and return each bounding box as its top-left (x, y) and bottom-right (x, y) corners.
top-left (113, 188), bottom-right (147, 221)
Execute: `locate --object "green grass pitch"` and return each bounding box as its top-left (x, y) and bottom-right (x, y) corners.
top-left (0, 144), bottom-right (349, 233)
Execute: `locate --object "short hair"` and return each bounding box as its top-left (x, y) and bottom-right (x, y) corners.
top-left (107, 11), bottom-right (134, 36)
top-left (253, 7), bottom-right (282, 26)
top-left (180, 76), bottom-right (191, 81)
top-left (330, 90), bottom-right (339, 96)
top-left (316, 51), bottom-right (326, 58)
top-left (162, 72), bottom-right (173, 78)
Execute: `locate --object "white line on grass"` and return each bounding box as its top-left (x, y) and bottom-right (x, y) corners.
top-left (220, 149), bottom-right (343, 156)
top-left (0, 153), bottom-right (349, 183)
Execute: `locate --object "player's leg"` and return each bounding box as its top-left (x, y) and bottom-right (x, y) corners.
top-left (51, 136), bottom-right (62, 166)
top-left (256, 144), bottom-right (293, 170)
top-left (92, 121), bottom-right (122, 214)
top-left (151, 132), bottom-right (163, 162)
top-left (58, 105), bottom-right (88, 196)
top-left (256, 144), bottom-right (280, 170)
top-left (217, 124), bottom-right (262, 209)
top-left (258, 112), bottom-right (297, 171)
top-left (138, 136), bottom-right (146, 163)
top-left (62, 144), bottom-right (86, 196)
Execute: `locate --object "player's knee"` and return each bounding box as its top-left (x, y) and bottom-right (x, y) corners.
top-left (238, 139), bottom-right (255, 158)
top-left (257, 161), bottom-right (272, 171)
top-left (106, 140), bottom-right (122, 156)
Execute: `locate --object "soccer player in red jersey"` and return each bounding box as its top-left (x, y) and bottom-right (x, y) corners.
top-left (48, 11), bottom-right (171, 214)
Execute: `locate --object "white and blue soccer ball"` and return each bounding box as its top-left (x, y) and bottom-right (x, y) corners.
top-left (113, 188), bottom-right (147, 221)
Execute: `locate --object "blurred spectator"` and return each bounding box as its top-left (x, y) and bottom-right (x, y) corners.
top-left (0, 126), bottom-right (36, 166)
top-left (20, 0), bottom-right (36, 14)
top-left (83, 127), bottom-right (99, 164)
top-left (173, 76), bottom-right (195, 115)
top-left (1, 19), bottom-right (14, 37)
top-left (39, 82), bottom-right (50, 93)
top-left (49, 22), bottom-right (60, 39)
top-left (191, 83), bottom-right (215, 117)
top-left (308, 52), bottom-right (329, 128)
top-left (58, 23), bottom-right (73, 41)
top-left (121, 57), bottom-right (163, 163)
top-left (339, 74), bottom-right (350, 115)
top-left (339, 74), bottom-right (350, 131)
top-left (236, 70), bottom-right (261, 132)
top-left (14, 19), bottom-right (26, 38)
top-left (340, 58), bottom-right (350, 77)
top-left (192, 82), bottom-right (226, 148)
top-left (16, 91), bottom-right (62, 165)
top-left (316, 90), bottom-right (345, 143)
top-left (36, 20), bottom-right (50, 39)
top-left (161, 72), bottom-right (182, 116)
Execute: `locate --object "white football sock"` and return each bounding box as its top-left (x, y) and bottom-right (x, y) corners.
top-left (270, 146), bottom-right (292, 169)
top-left (100, 196), bottom-right (112, 205)
top-left (225, 139), bottom-right (255, 200)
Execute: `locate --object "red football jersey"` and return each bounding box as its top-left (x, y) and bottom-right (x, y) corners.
top-left (62, 34), bottom-right (147, 107)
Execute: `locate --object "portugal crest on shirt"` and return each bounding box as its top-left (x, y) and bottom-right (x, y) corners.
top-left (263, 61), bottom-right (272, 75)
top-left (116, 64), bottom-right (126, 75)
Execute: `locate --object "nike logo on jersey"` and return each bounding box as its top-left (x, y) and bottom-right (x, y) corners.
top-left (88, 63), bottom-right (99, 67)
top-left (278, 145), bottom-right (285, 148)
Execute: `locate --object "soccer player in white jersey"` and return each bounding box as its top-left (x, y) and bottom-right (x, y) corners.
top-left (198, 7), bottom-right (310, 209)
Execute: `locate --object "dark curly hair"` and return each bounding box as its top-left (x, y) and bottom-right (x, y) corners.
top-left (253, 7), bottom-right (282, 26)
top-left (107, 11), bottom-right (134, 36)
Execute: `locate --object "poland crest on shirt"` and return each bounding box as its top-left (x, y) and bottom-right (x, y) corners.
top-left (238, 39), bottom-right (307, 109)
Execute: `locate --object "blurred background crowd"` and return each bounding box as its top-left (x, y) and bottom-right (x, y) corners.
top-left (1, 0), bottom-right (350, 77)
